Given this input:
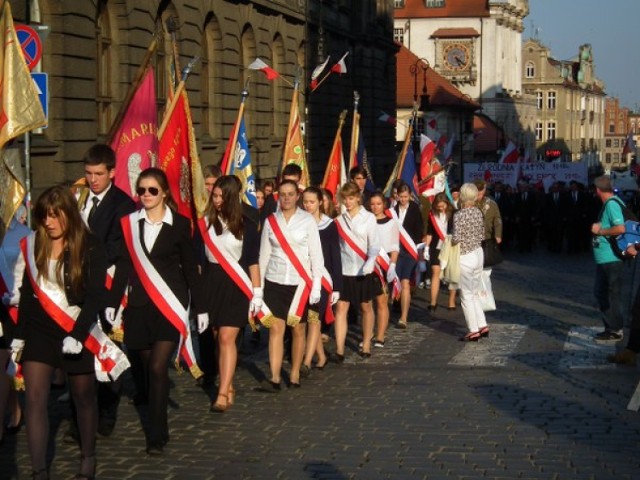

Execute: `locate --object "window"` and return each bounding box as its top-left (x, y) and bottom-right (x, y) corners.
top-left (609, 123), bottom-right (615, 134)
top-left (96, 5), bottom-right (114, 136)
top-left (535, 122), bottom-right (543, 141)
top-left (202, 16), bottom-right (222, 138)
top-left (618, 121), bottom-right (624, 132)
top-left (547, 122), bottom-right (556, 140)
top-left (605, 153), bottom-right (611, 163)
top-left (425, 0), bottom-right (445, 7)
top-left (393, 28), bottom-right (404, 44)
top-left (547, 91), bottom-right (556, 110)
top-left (525, 62), bottom-right (535, 78)
top-left (614, 153), bottom-right (620, 162)
top-left (536, 92), bottom-right (543, 110)
top-left (394, 0), bottom-right (405, 7)
top-left (606, 139), bottom-right (611, 148)
top-left (614, 139), bottom-right (620, 148)
top-left (272, 34), bottom-right (286, 137)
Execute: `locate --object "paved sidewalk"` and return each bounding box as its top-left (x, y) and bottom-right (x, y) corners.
top-left (2, 249), bottom-right (640, 479)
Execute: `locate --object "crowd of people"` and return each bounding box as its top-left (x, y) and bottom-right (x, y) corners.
top-left (3, 141), bottom-right (640, 478)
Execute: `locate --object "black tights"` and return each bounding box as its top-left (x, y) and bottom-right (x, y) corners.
top-left (23, 362), bottom-right (96, 475)
top-left (133, 341), bottom-right (176, 444)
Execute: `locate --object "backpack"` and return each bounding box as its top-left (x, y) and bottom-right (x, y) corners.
top-left (602, 196), bottom-right (638, 260)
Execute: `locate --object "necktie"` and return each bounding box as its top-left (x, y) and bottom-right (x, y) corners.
top-left (88, 197), bottom-right (99, 223)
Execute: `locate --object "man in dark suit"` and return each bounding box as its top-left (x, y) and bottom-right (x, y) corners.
top-left (72, 144), bottom-right (136, 440)
top-left (513, 182), bottom-right (538, 252)
top-left (542, 182), bottom-right (568, 253)
top-left (565, 180), bottom-right (588, 253)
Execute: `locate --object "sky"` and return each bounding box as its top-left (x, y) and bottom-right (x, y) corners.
top-left (524, 0), bottom-right (640, 110)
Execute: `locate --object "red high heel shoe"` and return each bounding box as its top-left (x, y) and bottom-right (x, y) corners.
top-left (459, 332), bottom-right (480, 342)
top-left (479, 326), bottom-right (489, 338)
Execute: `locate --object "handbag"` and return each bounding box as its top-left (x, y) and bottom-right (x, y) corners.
top-left (478, 270), bottom-right (496, 312)
top-left (482, 238), bottom-right (503, 268)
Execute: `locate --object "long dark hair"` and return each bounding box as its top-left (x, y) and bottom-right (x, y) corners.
top-left (136, 167), bottom-right (177, 211)
top-left (205, 175), bottom-right (244, 239)
top-left (302, 186), bottom-right (325, 215)
top-left (33, 185), bottom-right (89, 296)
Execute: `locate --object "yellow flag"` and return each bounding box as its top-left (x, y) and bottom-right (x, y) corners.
top-left (0, 147), bottom-right (25, 231)
top-left (182, 90), bottom-right (208, 217)
top-left (0, 1), bottom-right (46, 149)
top-left (281, 85), bottom-right (310, 188)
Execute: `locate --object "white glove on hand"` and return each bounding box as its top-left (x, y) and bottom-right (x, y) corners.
top-left (62, 336), bottom-right (83, 354)
top-left (104, 307), bottom-right (116, 326)
top-left (386, 263), bottom-right (397, 283)
top-left (423, 247), bottom-right (430, 261)
top-left (197, 313), bottom-right (209, 334)
top-left (309, 278), bottom-right (322, 305)
top-left (362, 258), bottom-right (376, 275)
top-left (10, 338), bottom-right (24, 354)
top-left (331, 291), bottom-right (340, 305)
top-left (250, 287), bottom-right (264, 316)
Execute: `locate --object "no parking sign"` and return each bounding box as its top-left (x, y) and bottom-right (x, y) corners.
top-left (15, 24), bottom-right (42, 71)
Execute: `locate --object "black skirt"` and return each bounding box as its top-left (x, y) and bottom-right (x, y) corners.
top-left (123, 303), bottom-right (180, 350)
top-left (204, 263), bottom-right (250, 329)
top-left (264, 279), bottom-right (308, 324)
top-left (341, 274), bottom-right (377, 304)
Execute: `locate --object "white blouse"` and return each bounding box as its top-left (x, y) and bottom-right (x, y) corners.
top-left (205, 218), bottom-right (243, 263)
top-left (339, 207), bottom-right (380, 276)
top-left (376, 217), bottom-right (399, 257)
top-left (259, 208), bottom-right (324, 286)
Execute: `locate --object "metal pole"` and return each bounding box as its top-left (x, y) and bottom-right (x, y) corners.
top-left (25, 132), bottom-right (31, 227)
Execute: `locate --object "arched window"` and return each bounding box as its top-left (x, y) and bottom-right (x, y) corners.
top-left (525, 61), bottom-right (535, 78)
top-left (241, 26), bottom-right (257, 131)
top-left (272, 34), bottom-right (285, 137)
top-left (96, 2), bottom-right (116, 136)
top-left (202, 15), bottom-right (222, 138)
top-left (156, 3), bottom-right (180, 110)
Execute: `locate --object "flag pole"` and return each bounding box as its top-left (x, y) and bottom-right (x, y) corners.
top-left (396, 104), bottom-right (418, 181)
top-left (311, 69), bottom-right (332, 93)
top-left (106, 34), bottom-right (159, 144)
top-left (281, 78), bottom-right (299, 173)
top-left (348, 91), bottom-right (360, 172)
top-left (321, 110), bottom-right (348, 187)
top-left (158, 56), bottom-right (199, 139)
top-left (224, 79), bottom-right (250, 175)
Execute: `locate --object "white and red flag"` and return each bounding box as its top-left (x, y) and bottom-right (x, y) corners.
top-left (499, 140), bottom-right (519, 164)
top-left (378, 111), bottom-right (397, 126)
top-left (331, 52), bottom-right (349, 74)
top-left (247, 58), bottom-right (279, 80)
top-left (310, 56), bottom-right (330, 90)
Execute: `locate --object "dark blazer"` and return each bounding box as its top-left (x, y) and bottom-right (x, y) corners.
top-left (110, 210), bottom-right (204, 314)
top-left (17, 234), bottom-right (107, 343)
top-left (395, 201), bottom-right (424, 256)
top-left (83, 184), bottom-right (136, 266)
top-left (319, 221), bottom-right (343, 294)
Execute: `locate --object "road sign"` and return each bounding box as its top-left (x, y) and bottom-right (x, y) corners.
top-left (31, 72), bottom-right (48, 128)
top-left (16, 24), bottom-right (42, 71)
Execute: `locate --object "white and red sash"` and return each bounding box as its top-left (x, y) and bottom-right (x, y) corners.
top-left (386, 208), bottom-right (419, 260)
top-left (121, 214), bottom-right (203, 379)
top-left (20, 234), bottom-right (130, 382)
top-left (428, 211), bottom-right (447, 242)
top-left (105, 264), bottom-right (127, 342)
top-left (335, 216), bottom-right (400, 298)
top-left (0, 263), bottom-right (22, 389)
top-left (197, 218), bottom-right (273, 330)
top-left (0, 270), bottom-right (17, 324)
top-left (267, 214), bottom-right (333, 326)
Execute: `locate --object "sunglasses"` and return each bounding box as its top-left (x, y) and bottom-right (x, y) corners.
top-left (136, 186), bottom-right (160, 196)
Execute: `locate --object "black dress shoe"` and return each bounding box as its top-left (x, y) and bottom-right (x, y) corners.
top-left (428, 305), bottom-right (438, 312)
top-left (290, 382), bottom-right (301, 388)
top-left (332, 353), bottom-right (345, 364)
top-left (97, 418), bottom-right (116, 437)
top-left (255, 379), bottom-right (281, 393)
top-left (146, 443), bottom-right (164, 456)
top-left (129, 394), bottom-right (148, 406)
top-left (300, 364), bottom-right (311, 378)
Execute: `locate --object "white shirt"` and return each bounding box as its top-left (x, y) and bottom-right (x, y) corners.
top-left (339, 207), bottom-right (380, 276)
top-left (80, 183), bottom-right (112, 225)
top-left (376, 217), bottom-right (399, 257)
top-left (138, 207), bottom-right (173, 252)
top-left (205, 218), bottom-right (243, 263)
top-left (398, 204), bottom-right (409, 224)
top-left (259, 208), bottom-right (324, 286)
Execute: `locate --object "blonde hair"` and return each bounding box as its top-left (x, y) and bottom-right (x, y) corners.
top-left (459, 183), bottom-right (479, 206)
top-left (338, 182), bottom-right (361, 204)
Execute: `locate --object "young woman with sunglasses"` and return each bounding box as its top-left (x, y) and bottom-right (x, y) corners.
top-left (200, 176), bottom-right (260, 412)
top-left (108, 168), bottom-right (208, 455)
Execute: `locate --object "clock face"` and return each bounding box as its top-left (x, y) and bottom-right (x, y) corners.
top-left (444, 43), bottom-right (470, 70)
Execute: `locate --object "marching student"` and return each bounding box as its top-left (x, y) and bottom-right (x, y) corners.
top-left (369, 191), bottom-right (399, 346)
top-left (301, 186), bottom-right (342, 374)
top-left (200, 175), bottom-right (261, 412)
top-left (334, 182), bottom-right (380, 360)
top-left (259, 180), bottom-right (324, 389)
top-left (108, 168), bottom-right (208, 455)
top-left (11, 186), bottom-right (111, 479)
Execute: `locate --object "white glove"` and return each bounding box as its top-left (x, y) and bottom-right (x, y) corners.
top-left (0, 321), bottom-right (3, 338)
top-left (250, 287), bottom-right (264, 315)
top-left (10, 338), bottom-right (24, 353)
top-left (362, 258), bottom-right (376, 275)
top-left (386, 263), bottom-right (397, 283)
top-left (331, 291), bottom-right (340, 305)
top-left (197, 313), bottom-right (209, 334)
top-left (309, 278), bottom-right (322, 305)
top-left (104, 307), bottom-right (116, 326)
top-left (62, 336), bottom-right (83, 354)
top-left (423, 247), bottom-right (430, 261)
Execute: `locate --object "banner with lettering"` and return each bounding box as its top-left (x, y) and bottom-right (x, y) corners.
top-left (464, 162), bottom-right (588, 190)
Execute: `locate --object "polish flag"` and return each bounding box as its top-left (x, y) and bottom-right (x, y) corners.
top-left (499, 141), bottom-right (519, 164)
top-left (247, 58), bottom-right (279, 80)
top-left (378, 111), bottom-right (397, 126)
top-left (310, 56), bottom-right (330, 89)
top-left (331, 52), bottom-right (349, 74)
top-left (419, 134), bottom-right (437, 180)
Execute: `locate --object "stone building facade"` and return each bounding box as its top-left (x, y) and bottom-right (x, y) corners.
top-left (522, 39), bottom-right (606, 170)
top-left (603, 97), bottom-right (630, 169)
top-left (12, 0), bottom-right (397, 195)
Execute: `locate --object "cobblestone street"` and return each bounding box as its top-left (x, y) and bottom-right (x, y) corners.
top-left (2, 249), bottom-right (640, 479)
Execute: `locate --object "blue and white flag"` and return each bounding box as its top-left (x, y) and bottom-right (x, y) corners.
top-left (228, 116), bottom-right (258, 208)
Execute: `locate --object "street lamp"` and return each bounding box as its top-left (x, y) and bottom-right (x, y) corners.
top-left (410, 58), bottom-right (430, 112)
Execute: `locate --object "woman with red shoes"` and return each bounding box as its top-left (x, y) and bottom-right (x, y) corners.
top-left (452, 183), bottom-right (489, 341)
